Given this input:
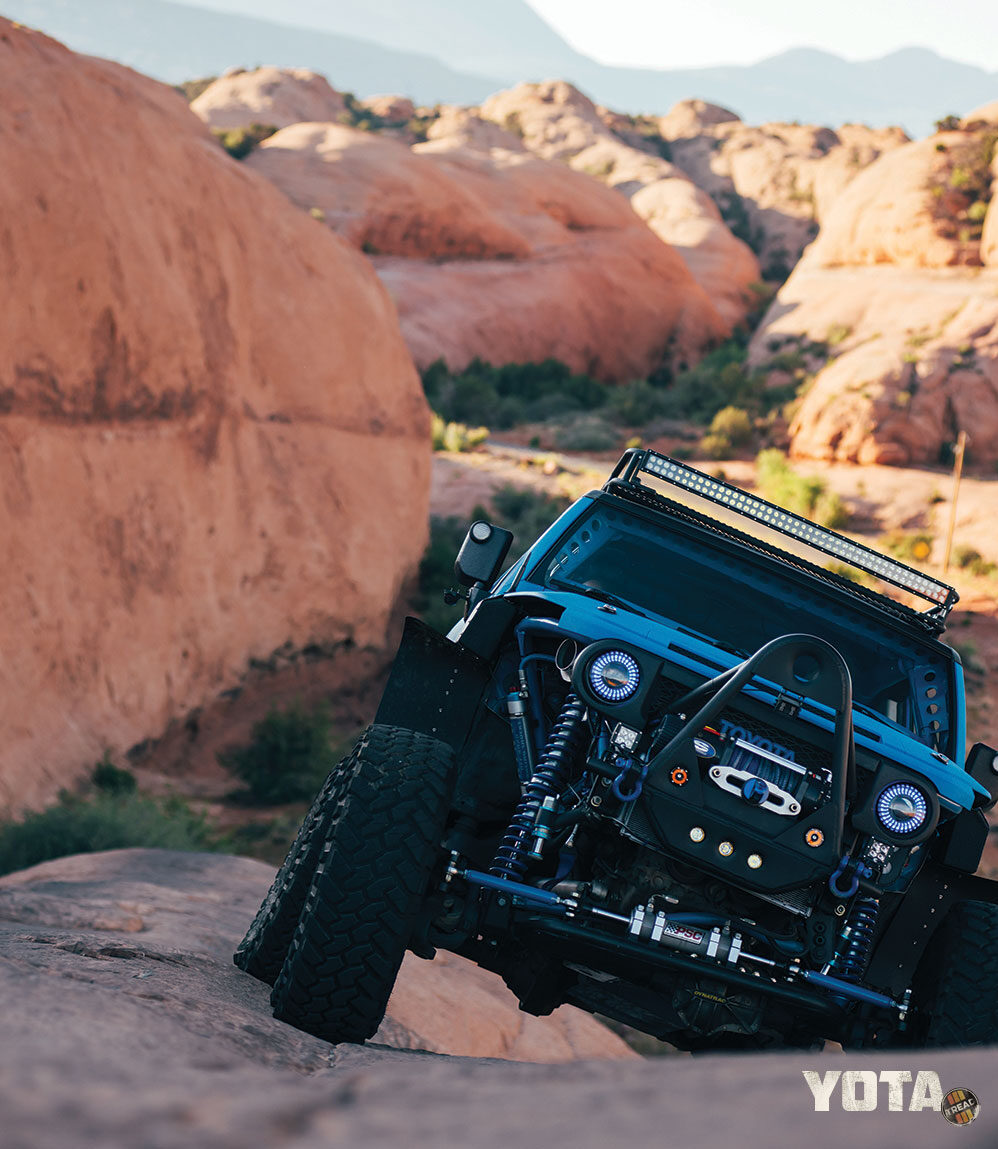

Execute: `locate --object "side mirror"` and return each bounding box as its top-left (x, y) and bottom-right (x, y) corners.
top-left (455, 520), bottom-right (513, 592)
top-left (966, 742), bottom-right (998, 809)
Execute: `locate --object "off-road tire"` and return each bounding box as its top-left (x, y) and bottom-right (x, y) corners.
top-left (270, 724), bottom-right (455, 1044)
top-left (233, 750), bottom-right (358, 984)
top-left (915, 899), bottom-right (998, 1046)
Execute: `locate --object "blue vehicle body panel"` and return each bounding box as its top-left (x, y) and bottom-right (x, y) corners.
top-left (493, 588), bottom-right (987, 812)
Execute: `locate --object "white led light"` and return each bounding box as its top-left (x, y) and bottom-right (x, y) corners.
top-left (632, 451), bottom-right (954, 609)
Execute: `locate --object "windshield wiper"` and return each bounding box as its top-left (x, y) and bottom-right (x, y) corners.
top-left (551, 579), bottom-right (646, 617)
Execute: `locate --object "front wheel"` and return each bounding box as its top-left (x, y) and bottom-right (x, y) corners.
top-left (270, 724), bottom-right (455, 1044)
top-left (913, 899), bottom-right (998, 1046)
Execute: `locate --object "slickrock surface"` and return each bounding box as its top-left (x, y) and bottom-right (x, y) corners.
top-left (0, 849), bottom-right (994, 1149)
top-left (0, 20), bottom-right (429, 811)
top-left (0, 849), bottom-right (634, 1063)
top-left (191, 66), bottom-right (348, 130)
top-left (247, 122), bottom-right (727, 380)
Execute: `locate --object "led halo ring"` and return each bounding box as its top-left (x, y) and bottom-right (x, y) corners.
top-left (875, 781), bottom-right (929, 836)
top-left (587, 650), bottom-right (641, 703)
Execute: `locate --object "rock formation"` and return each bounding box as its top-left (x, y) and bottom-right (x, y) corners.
top-left (247, 121), bottom-right (728, 380)
top-left (661, 99), bottom-right (908, 278)
top-left (0, 20), bottom-right (429, 812)
top-left (749, 117), bottom-right (998, 465)
top-left (0, 848), bottom-right (991, 1149)
top-left (0, 848), bottom-right (635, 1062)
top-left (477, 81), bottom-right (760, 327)
top-left (191, 66), bottom-right (347, 130)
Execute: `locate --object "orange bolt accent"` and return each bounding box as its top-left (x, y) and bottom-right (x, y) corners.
top-left (671, 767), bottom-right (688, 786)
top-left (805, 828), bottom-right (824, 847)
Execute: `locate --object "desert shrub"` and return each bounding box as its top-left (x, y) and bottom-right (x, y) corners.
top-left (934, 114), bottom-right (961, 133)
top-left (698, 432), bottom-right (732, 459)
top-left (708, 405), bottom-right (754, 446)
top-left (0, 791), bottom-right (215, 877)
top-left (219, 702), bottom-right (341, 804)
top-left (604, 380), bottom-right (670, 425)
top-left (431, 413), bottom-right (489, 452)
top-left (658, 340), bottom-right (794, 424)
top-left (91, 754), bottom-right (137, 796)
top-left (174, 76), bottom-right (218, 102)
top-left (553, 414), bottom-right (618, 452)
top-left (952, 544), bottom-right (997, 576)
top-left (422, 359), bottom-right (606, 430)
top-left (754, 449), bottom-right (850, 528)
top-left (212, 122), bottom-right (278, 159)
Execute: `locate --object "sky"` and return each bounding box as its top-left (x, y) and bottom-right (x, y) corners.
top-left (526, 0), bottom-right (998, 71)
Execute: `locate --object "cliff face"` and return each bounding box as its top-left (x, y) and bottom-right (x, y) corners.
top-left (0, 20), bottom-right (430, 812)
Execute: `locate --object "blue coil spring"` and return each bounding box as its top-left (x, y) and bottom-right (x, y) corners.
top-left (830, 896), bottom-right (879, 982)
top-left (490, 691), bottom-right (587, 881)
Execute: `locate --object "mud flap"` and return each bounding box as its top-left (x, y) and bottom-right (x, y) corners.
top-left (375, 616), bottom-right (490, 752)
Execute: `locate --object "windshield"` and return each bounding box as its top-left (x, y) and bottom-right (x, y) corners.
top-left (526, 499), bottom-right (954, 753)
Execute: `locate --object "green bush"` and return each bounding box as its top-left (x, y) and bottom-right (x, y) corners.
top-left (422, 359), bottom-right (606, 431)
top-left (212, 122), bottom-right (278, 159)
top-left (174, 76), bottom-right (218, 102)
top-left (708, 405), bottom-right (754, 446)
top-left (605, 380), bottom-right (670, 425)
top-left (0, 792), bottom-right (215, 877)
top-left (431, 413), bottom-right (489, 452)
top-left (219, 702), bottom-right (341, 804)
top-left (91, 754), bottom-right (137, 796)
top-left (698, 432), bottom-right (732, 459)
top-left (952, 544), bottom-right (997, 576)
top-left (754, 449), bottom-right (850, 527)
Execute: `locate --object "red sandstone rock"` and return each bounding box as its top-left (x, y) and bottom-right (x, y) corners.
top-left (476, 82), bottom-right (760, 327)
top-left (191, 66), bottom-right (347, 130)
top-left (0, 21), bottom-right (429, 812)
top-left (248, 121), bottom-right (728, 379)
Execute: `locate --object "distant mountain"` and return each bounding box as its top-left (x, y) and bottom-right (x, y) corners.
top-left (603, 47), bottom-right (998, 137)
top-left (5, 0), bottom-right (997, 135)
top-left (0, 0), bottom-right (502, 104)
top-left (173, 0), bottom-right (588, 83)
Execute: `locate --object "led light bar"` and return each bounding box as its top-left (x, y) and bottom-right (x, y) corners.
top-left (610, 449), bottom-right (957, 616)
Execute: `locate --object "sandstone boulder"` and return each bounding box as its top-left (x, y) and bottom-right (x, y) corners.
top-left (0, 848), bottom-right (636, 1062)
top-left (361, 94), bottom-right (416, 123)
top-left (657, 99), bottom-right (741, 140)
top-left (247, 121), bottom-right (728, 379)
top-left (0, 21), bottom-right (429, 812)
top-left (749, 261), bottom-right (998, 465)
top-left (476, 81), bottom-right (760, 327)
top-left (662, 104), bottom-right (908, 276)
top-left (191, 66), bottom-right (347, 131)
top-left (806, 132), bottom-right (987, 269)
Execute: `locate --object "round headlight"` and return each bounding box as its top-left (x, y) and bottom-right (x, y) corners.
top-left (875, 781), bottom-right (929, 836)
top-left (588, 650), bottom-right (641, 703)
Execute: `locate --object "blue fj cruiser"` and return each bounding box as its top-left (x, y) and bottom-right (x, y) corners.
top-left (236, 449), bottom-right (998, 1050)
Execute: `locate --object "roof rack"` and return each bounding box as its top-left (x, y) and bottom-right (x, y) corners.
top-left (607, 449), bottom-right (958, 626)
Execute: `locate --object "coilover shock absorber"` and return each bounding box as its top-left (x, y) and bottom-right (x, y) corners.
top-left (828, 896), bottom-right (879, 982)
top-left (490, 691), bottom-right (587, 882)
